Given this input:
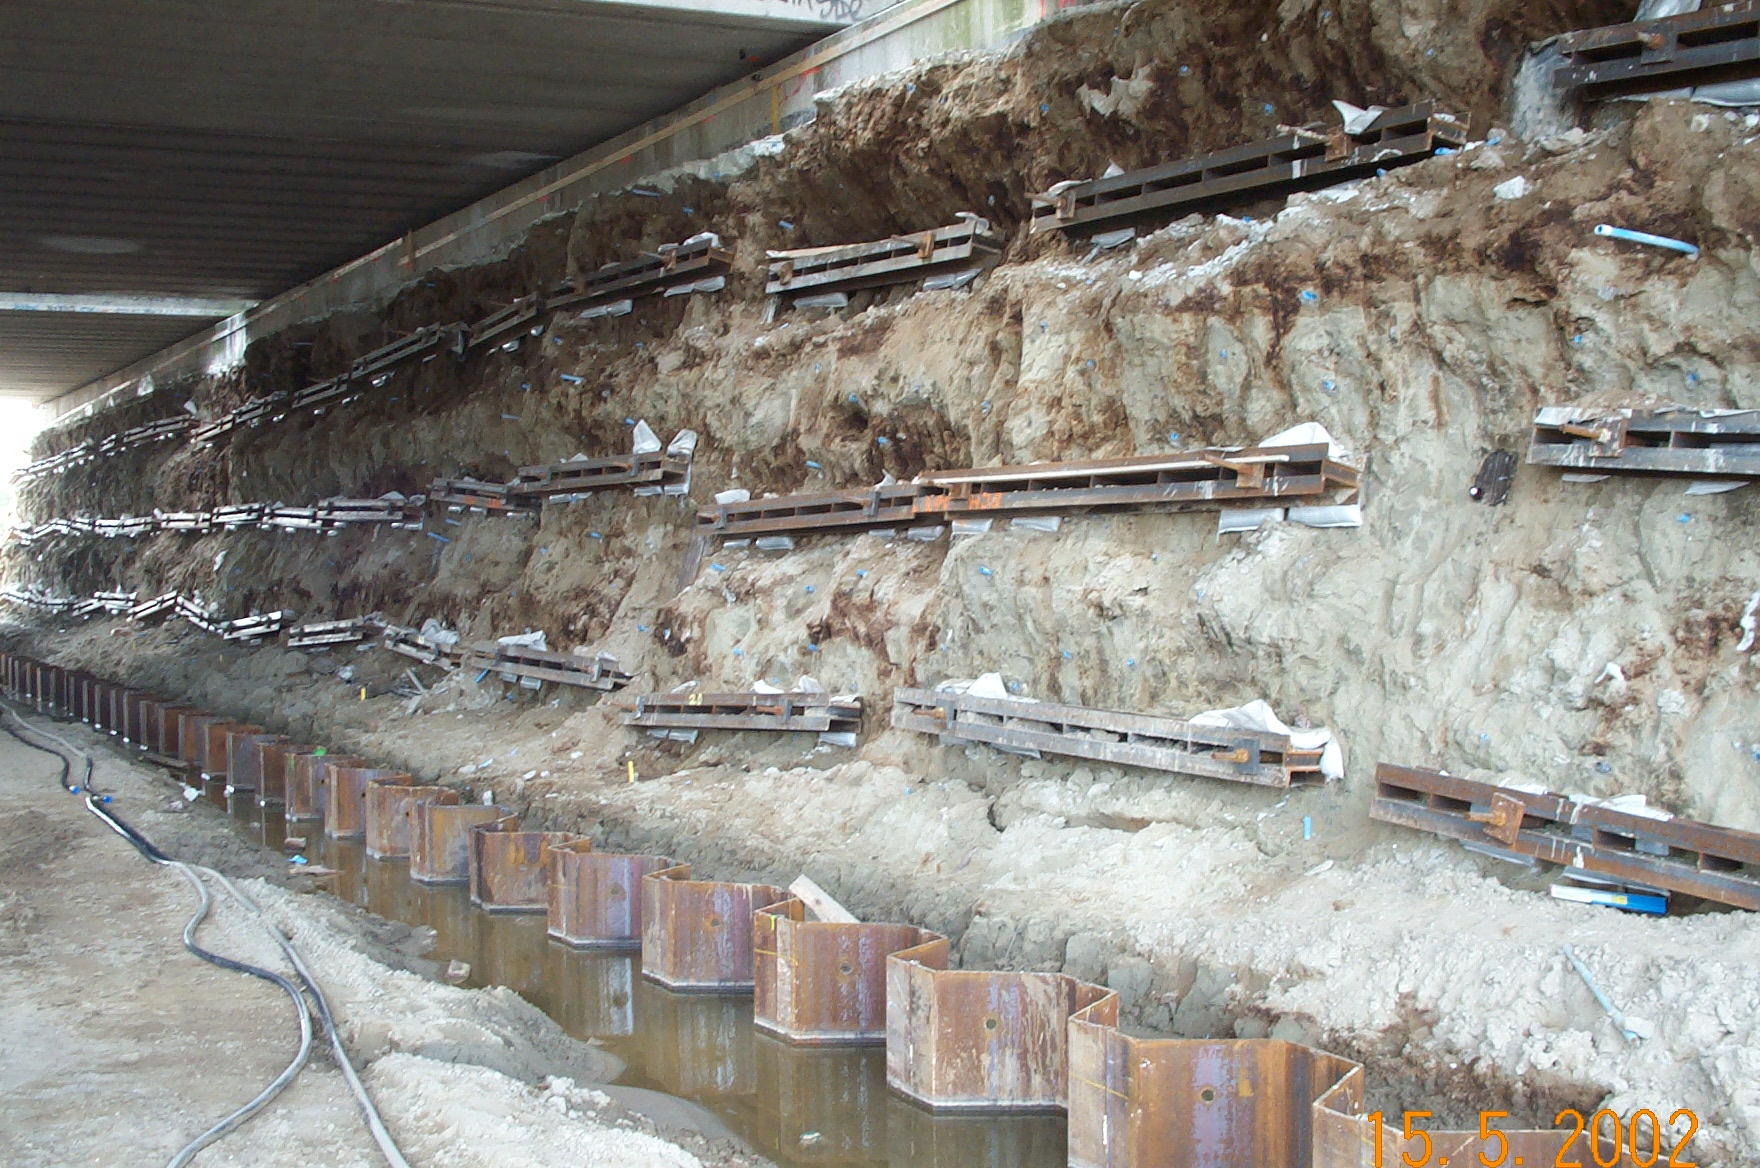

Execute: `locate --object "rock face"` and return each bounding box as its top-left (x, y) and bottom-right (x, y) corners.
top-left (10, 6), bottom-right (1760, 1163)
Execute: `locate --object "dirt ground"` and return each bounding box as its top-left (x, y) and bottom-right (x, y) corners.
top-left (9, 0), bottom-right (1760, 1164)
top-left (0, 711), bottom-right (764, 1168)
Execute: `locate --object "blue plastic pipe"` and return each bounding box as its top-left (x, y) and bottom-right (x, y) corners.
top-left (1594, 223), bottom-right (1698, 257)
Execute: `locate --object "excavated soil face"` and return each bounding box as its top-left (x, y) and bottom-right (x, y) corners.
top-left (10, 6), bottom-right (1760, 1164)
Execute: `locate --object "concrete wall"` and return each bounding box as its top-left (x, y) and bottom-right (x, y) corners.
top-left (46, 0), bottom-right (1066, 426)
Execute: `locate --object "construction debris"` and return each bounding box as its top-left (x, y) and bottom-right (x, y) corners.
top-left (1372, 762), bottom-right (1760, 910)
top-left (1528, 406), bottom-right (1760, 480)
top-left (1030, 103), bottom-right (1464, 235)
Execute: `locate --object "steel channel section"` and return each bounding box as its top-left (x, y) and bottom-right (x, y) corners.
top-left (411, 803), bottom-right (505, 884)
top-left (767, 218), bottom-right (1002, 298)
top-left (547, 842), bottom-right (672, 949)
top-left (693, 445), bottom-right (1355, 548)
top-left (1372, 763), bottom-right (1760, 910)
top-left (892, 689), bottom-right (1321, 788)
top-left (364, 777), bottom-right (458, 860)
top-left (641, 864), bottom-right (786, 992)
top-left (1555, 2), bottom-right (1760, 99)
top-left (123, 691), bottom-right (150, 745)
top-left (287, 753), bottom-right (355, 821)
top-left (255, 741), bottom-right (313, 808)
top-left (1529, 407), bottom-right (1760, 479)
top-left (324, 765), bottom-right (404, 840)
top-left (1030, 105), bottom-right (1462, 235)
top-left (468, 817), bottom-right (575, 912)
top-left (155, 704), bottom-right (196, 757)
top-left (225, 729), bottom-right (280, 796)
top-left (884, 937), bottom-right (1112, 1113)
top-left (754, 897), bottom-right (935, 1046)
top-left (177, 712), bottom-right (217, 770)
top-left (623, 692), bottom-right (861, 735)
top-left (1068, 1014), bottom-right (1353, 1168)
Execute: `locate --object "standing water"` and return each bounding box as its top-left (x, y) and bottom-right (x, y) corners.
top-left (242, 804), bottom-right (1066, 1167)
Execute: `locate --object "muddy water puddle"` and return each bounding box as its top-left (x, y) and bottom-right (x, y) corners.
top-left (242, 806), bottom-right (1065, 1167)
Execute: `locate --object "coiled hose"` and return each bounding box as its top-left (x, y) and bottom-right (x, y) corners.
top-left (1, 701), bottom-right (411, 1168)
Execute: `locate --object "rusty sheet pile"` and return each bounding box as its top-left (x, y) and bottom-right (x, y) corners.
top-left (1030, 103), bottom-right (1463, 236)
top-left (1555, 1), bottom-right (1760, 101)
top-left (0, 655), bottom-right (1683, 1167)
top-left (641, 864), bottom-right (785, 991)
top-left (1528, 405), bottom-right (1760, 481)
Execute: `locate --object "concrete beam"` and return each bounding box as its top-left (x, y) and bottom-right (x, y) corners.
top-left (0, 293), bottom-right (256, 317)
top-left (44, 0), bottom-right (1055, 424)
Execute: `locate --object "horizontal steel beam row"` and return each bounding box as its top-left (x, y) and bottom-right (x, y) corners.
top-left (1029, 103), bottom-right (1465, 236)
top-left (765, 214), bottom-right (1002, 299)
top-left (2, 585), bottom-right (286, 641)
top-left (15, 430), bottom-right (694, 544)
top-left (1555, 0), bottom-right (1760, 100)
top-left (18, 234), bottom-right (731, 480)
top-left (0, 654), bottom-right (1650, 1165)
top-left (622, 690), bottom-right (862, 734)
top-left (10, 495), bottom-right (424, 545)
top-left (1528, 406), bottom-right (1760, 479)
top-left (1372, 762), bottom-right (1760, 911)
top-left (892, 687), bottom-right (1326, 788)
top-left (691, 442), bottom-right (1361, 552)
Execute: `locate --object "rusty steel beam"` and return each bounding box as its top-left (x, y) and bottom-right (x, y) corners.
top-left (623, 691), bottom-right (862, 737)
top-left (1528, 406), bottom-right (1760, 480)
top-left (410, 802), bottom-right (506, 885)
top-left (754, 897), bottom-right (934, 1046)
top-left (468, 817), bottom-right (575, 912)
top-left (690, 444), bottom-right (1358, 557)
top-left (551, 232), bottom-right (733, 311)
top-left (766, 216), bottom-right (1002, 300)
top-left (1373, 763), bottom-right (1760, 911)
top-left (324, 764), bottom-right (405, 840)
top-left (695, 482), bottom-right (923, 540)
top-left (458, 642), bottom-right (631, 692)
top-left (286, 617), bottom-right (374, 648)
top-left (1030, 104), bottom-right (1464, 236)
top-left (885, 937), bottom-right (1112, 1113)
top-left (427, 477), bottom-right (539, 516)
top-left (892, 688), bottom-right (1325, 789)
top-left (511, 450), bottom-right (691, 499)
top-left (1555, 1), bottom-right (1760, 100)
top-left (640, 864), bottom-right (786, 991)
top-left (547, 842), bottom-right (672, 949)
top-left (364, 776), bottom-right (459, 860)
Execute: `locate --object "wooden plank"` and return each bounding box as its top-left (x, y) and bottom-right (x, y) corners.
top-left (789, 875), bottom-right (860, 923)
